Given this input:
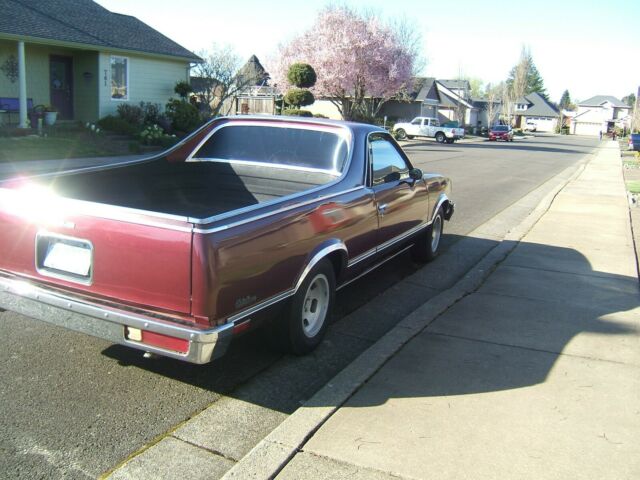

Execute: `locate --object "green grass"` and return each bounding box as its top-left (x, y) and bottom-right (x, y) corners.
top-left (0, 130), bottom-right (126, 162)
top-left (626, 180), bottom-right (640, 194)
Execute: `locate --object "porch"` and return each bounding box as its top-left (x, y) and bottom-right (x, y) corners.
top-left (0, 40), bottom-right (99, 127)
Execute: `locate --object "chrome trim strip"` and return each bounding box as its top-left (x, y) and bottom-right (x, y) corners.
top-left (339, 245), bottom-right (414, 291)
top-left (0, 273), bottom-right (233, 364)
top-left (0, 187), bottom-right (194, 233)
top-left (187, 158), bottom-right (341, 177)
top-left (347, 247), bottom-right (377, 268)
top-left (347, 221), bottom-right (430, 268)
top-left (431, 194), bottom-right (450, 222)
top-left (294, 243), bottom-right (348, 292)
top-left (193, 187), bottom-right (365, 234)
top-left (225, 242), bottom-right (348, 325)
top-left (226, 288), bottom-right (295, 324)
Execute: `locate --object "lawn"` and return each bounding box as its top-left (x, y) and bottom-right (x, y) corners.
top-left (0, 130), bottom-right (131, 162)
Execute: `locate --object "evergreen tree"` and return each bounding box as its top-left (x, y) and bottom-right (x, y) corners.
top-left (622, 93), bottom-right (636, 107)
top-left (559, 90), bottom-right (572, 109)
top-left (507, 50), bottom-right (548, 100)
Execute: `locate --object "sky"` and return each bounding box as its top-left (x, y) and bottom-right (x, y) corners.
top-left (95, 0), bottom-right (639, 103)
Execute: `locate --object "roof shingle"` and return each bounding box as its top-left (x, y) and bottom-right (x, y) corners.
top-left (0, 0), bottom-right (201, 61)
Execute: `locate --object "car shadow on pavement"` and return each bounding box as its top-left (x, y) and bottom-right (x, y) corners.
top-left (101, 236), bottom-right (638, 413)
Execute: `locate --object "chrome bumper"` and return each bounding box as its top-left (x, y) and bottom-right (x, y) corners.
top-left (0, 274), bottom-right (233, 364)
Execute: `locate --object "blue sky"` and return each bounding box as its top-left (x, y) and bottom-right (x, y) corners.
top-left (96, 0), bottom-right (639, 103)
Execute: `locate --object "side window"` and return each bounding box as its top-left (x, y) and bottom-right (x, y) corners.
top-left (411, 118), bottom-right (421, 125)
top-left (370, 135), bottom-right (411, 185)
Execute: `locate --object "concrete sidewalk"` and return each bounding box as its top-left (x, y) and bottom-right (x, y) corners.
top-left (228, 141), bottom-right (640, 479)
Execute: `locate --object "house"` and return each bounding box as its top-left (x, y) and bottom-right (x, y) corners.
top-left (378, 77), bottom-right (440, 121)
top-left (472, 98), bottom-right (502, 129)
top-left (435, 79), bottom-right (477, 126)
top-left (571, 95), bottom-right (632, 136)
top-left (512, 92), bottom-right (559, 132)
top-left (377, 77), bottom-right (477, 126)
top-left (0, 0), bottom-right (201, 127)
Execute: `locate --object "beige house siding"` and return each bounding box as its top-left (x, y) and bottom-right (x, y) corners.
top-left (98, 52), bottom-right (189, 118)
top-left (73, 50), bottom-right (99, 122)
top-left (0, 41), bottom-right (51, 107)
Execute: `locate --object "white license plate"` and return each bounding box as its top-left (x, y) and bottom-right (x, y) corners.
top-left (44, 241), bottom-right (92, 276)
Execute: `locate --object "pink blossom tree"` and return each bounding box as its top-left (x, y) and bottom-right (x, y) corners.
top-left (268, 6), bottom-right (418, 120)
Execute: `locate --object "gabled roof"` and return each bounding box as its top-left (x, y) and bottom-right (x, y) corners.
top-left (0, 0), bottom-right (201, 62)
top-left (579, 95), bottom-right (629, 108)
top-left (519, 92), bottom-right (558, 117)
top-left (439, 79), bottom-right (470, 91)
top-left (236, 55), bottom-right (269, 87)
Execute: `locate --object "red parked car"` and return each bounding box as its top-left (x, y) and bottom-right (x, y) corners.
top-left (489, 125), bottom-right (514, 142)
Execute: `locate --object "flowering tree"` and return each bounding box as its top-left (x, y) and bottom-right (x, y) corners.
top-left (269, 6), bottom-right (417, 120)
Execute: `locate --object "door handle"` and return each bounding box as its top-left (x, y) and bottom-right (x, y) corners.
top-left (377, 203), bottom-right (388, 215)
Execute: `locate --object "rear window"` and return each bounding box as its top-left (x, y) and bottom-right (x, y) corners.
top-left (192, 124), bottom-right (349, 173)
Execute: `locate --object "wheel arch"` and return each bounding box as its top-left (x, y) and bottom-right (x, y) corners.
top-left (294, 240), bottom-right (347, 293)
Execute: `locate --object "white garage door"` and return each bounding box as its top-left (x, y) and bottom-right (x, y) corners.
top-left (573, 122), bottom-right (602, 136)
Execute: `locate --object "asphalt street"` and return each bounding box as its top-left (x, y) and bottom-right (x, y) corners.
top-left (0, 134), bottom-right (600, 479)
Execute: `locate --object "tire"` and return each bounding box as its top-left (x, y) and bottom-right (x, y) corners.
top-left (407, 135), bottom-right (414, 140)
top-left (272, 259), bottom-right (335, 355)
top-left (396, 128), bottom-right (407, 140)
top-left (412, 207), bottom-right (444, 263)
top-left (435, 132), bottom-right (445, 143)
top-left (445, 138), bottom-right (454, 144)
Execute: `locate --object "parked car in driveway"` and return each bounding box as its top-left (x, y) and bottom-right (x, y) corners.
top-left (629, 133), bottom-right (640, 151)
top-left (524, 120), bottom-right (537, 132)
top-left (489, 125), bottom-right (514, 142)
top-left (0, 116), bottom-right (455, 364)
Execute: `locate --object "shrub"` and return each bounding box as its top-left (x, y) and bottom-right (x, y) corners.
top-left (283, 108), bottom-right (313, 117)
top-left (140, 102), bottom-right (162, 126)
top-left (97, 115), bottom-right (141, 136)
top-left (174, 81), bottom-right (193, 99)
top-left (283, 88), bottom-right (315, 108)
top-left (139, 124), bottom-right (178, 147)
top-left (313, 113), bottom-right (329, 119)
top-left (287, 63), bottom-right (317, 88)
top-left (116, 103), bottom-right (144, 125)
top-left (165, 99), bottom-right (201, 134)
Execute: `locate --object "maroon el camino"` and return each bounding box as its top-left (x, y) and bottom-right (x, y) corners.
top-left (0, 116), bottom-right (454, 363)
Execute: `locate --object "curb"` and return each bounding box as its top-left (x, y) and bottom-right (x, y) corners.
top-left (221, 149), bottom-right (594, 479)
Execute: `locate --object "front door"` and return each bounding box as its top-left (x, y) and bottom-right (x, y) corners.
top-left (50, 55), bottom-right (73, 119)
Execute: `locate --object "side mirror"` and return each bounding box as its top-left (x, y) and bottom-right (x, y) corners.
top-left (409, 168), bottom-right (423, 181)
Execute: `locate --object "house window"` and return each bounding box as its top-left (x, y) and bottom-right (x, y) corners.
top-left (111, 56), bottom-right (129, 100)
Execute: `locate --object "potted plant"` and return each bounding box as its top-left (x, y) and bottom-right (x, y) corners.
top-left (44, 105), bottom-right (58, 126)
top-left (28, 104), bottom-right (45, 129)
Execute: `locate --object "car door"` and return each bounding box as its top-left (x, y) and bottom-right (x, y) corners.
top-left (418, 118), bottom-right (429, 136)
top-left (368, 132), bottom-right (429, 254)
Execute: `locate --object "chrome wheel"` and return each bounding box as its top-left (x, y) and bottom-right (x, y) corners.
top-left (431, 214), bottom-right (442, 252)
top-left (301, 273), bottom-right (330, 338)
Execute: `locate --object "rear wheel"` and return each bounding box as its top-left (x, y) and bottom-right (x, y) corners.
top-left (435, 132), bottom-right (445, 143)
top-left (412, 207), bottom-right (444, 263)
top-left (395, 129), bottom-right (407, 140)
top-left (270, 259), bottom-right (335, 355)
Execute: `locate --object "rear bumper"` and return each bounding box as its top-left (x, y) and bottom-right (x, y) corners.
top-left (0, 273), bottom-right (233, 364)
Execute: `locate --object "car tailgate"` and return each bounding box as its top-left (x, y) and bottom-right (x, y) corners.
top-left (0, 190), bottom-right (193, 315)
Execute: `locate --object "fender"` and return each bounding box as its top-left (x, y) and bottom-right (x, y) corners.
top-left (431, 193), bottom-right (454, 222)
top-left (294, 239), bottom-right (348, 293)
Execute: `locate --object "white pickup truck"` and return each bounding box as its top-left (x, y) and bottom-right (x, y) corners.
top-left (393, 117), bottom-right (465, 144)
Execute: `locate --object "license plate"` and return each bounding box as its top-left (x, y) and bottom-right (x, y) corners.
top-left (36, 233), bottom-right (93, 283)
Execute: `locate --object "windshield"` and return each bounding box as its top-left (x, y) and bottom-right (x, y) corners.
top-left (192, 124), bottom-right (350, 173)
top-left (493, 126), bottom-right (509, 131)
